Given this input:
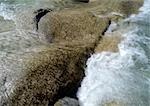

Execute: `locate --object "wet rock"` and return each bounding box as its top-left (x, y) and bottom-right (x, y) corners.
top-left (0, 16), bottom-right (15, 32)
top-left (7, 8), bottom-right (109, 106)
top-left (38, 10), bottom-right (109, 43)
top-left (54, 97), bottom-right (79, 106)
top-left (33, 8), bottom-right (53, 31)
top-left (38, 0), bottom-right (143, 43)
top-left (75, 0), bottom-right (89, 3)
top-left (119, 0), bottom-right (143, 16)
top-left (9, 44), bottom-right (93, 106)
top-left (95, 33), bottom-right (122, 53)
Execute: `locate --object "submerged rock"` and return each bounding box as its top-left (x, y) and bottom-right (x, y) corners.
top-left (54, 97), bottom-right (79, 106)
top-left (0, 16), bottom-right (15, 32)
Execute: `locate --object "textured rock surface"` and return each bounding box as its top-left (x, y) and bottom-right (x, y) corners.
top-left (0, 16), bottom-right (15, 32)
top-left (38, 0), bottom-right (143, 42)
top-left (54, 97), bottom-right (79, 106)
top-left (38, 10), bottom-right (108, 43)
top-left (8, 11), bottom-right (109, 105)
top-left (9, 44), bottom-right (93, 106)
top-left (119, 0), bottom-right (143, 16)
top-left (7, 8), bottom-right (109, 105)
top-left (75, 0), bottom-right (89, 3)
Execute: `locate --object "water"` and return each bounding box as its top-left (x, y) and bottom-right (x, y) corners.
top-left (0, 0), bottom-right (72, 104)
top-left (78, 0), bottom-right (150, 106)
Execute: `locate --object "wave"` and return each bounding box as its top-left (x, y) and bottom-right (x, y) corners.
top-left (77, 0), bottom-right (150, 106)
top-left (0, 2), bottom-right (15, 20)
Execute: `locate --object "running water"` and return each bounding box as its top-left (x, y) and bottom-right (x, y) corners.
top-left (78, 0), bottom-right (150, 106)
top-left (0, 0), bottom-right (52, 104)
top-left (0, 0), bottom-right (75, 104)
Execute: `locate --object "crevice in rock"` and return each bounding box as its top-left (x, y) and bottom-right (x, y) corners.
top-left (102, 20), bottom-right (112, 36)
top-left (33, 8), bottom-right (53, 31)
top-left (73, 0), bottom-right (89, 3)
top-left (91, 19), bottom-right (112, 54)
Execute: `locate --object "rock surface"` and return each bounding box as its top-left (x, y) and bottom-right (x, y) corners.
top-left (54, 97), bottom-right (79, 106)
top-left (75, 0), bottom-right (89, 3)
top-left (6, 8), bottom-right (109, 106)
top-left (38, 10), bottom-right (108, 43)
top-left (9, 44), bottom-right (92, 106)
top-left (8, 10), bottom-right (109, 105)
top-left (0, 16), bottom-right (15, 32)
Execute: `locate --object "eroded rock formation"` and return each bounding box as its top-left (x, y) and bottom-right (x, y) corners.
top-left (9, 10), bottom-right (109, 106)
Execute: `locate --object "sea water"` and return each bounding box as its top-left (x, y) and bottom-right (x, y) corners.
top-left (78, 0), bottom-right (150, 106)
top-left (0, 0), bottom-right (60, 104)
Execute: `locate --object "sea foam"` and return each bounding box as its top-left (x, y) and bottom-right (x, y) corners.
top-left (77, 0), bottom-right (150, 106)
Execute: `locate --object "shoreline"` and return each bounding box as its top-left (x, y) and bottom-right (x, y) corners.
top-left (0, 0), bottom-right (144, 105)
top-left (77, 0), bottom-right (150, 106)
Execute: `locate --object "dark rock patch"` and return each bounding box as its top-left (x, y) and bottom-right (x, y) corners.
top-left (119, 0), bottom-right (143, 16)
top-left (33, 8), bottom-right (53, 31)
top-left (102, 20), bottom-right (112, 35)
top-left (74, 0), bottom-right (89, 3)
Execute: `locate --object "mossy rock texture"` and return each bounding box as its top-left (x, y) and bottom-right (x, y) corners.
top-left (9, 44), bottom-right (93, 106)
top-left (38, 10), bottom-right (109, 43)
top-left (54, 97), bottom-right (79, 106)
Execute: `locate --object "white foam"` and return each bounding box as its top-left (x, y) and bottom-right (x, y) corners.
top-left (105, 21), bottom-right (118, 34)
top-left (140, 0), bottom-right (150, 12)
top-left (77, 0), bottom-right (150, 105)
top-left (0, 2), bottom-right (15, 20)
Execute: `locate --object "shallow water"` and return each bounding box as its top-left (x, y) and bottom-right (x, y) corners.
top-left (0, 0), bottom-right (66, 104)
top-left (78, 0), bottom-right (150, 106)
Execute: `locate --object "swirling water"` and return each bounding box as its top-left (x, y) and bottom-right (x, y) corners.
top-left (0, 0), bottom-right (76, 104)
top-left (78, 0), bottom-right (150, 106)
top-left (0, 0), bottom-right (62, 104)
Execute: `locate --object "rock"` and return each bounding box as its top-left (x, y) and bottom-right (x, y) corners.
top-left (33, 8), bottom-right (53, 31)
top-left (54, 97), bottom-right (79, 106)
top-left (119, 0), bottom-right (143, 16)
top-left (8, 44), bottom-right (93, 106)
top-left (75, 0), bottom-right (89, 3)
top-left (0, 16), bottom-right (15, 32)
top-left (103, 101), bottom-right (124, 106)
top-left (95, 33), bottom-right (122, 53)
top-left (7, 8), bottom-right (109, 106)
top-left (38, 0), bottom-right (143, 43)
top-left (38, 10), bottom-right (109, 43)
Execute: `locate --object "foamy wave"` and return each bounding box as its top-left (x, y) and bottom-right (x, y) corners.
top-left (77, 0), bottom-right (150, 105)
top-left (78, 31), bottom-right (150, 106)
top-left (0, 2), bottom-right (15, 20)
top-left (140, 0), bottom-right (150, 12)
